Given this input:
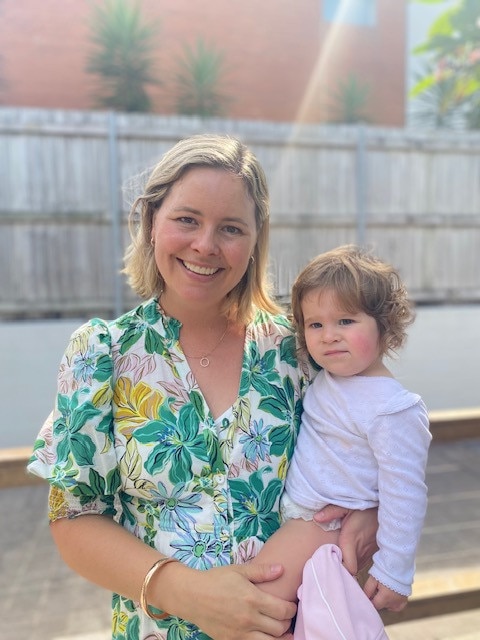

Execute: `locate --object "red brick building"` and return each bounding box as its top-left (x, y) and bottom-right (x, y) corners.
top-left (0, 0), bottom-right (407, 125)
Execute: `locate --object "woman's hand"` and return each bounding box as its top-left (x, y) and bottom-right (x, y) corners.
top-left (161, 560), bottom-right (297, 640)
top-left (313, 505), bottom-right (378, 575)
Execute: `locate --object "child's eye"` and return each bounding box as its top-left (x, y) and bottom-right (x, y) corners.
top-left (309, 322), bottom-right (323, 329)
top-left (339, 318), bottom-right (354, 325)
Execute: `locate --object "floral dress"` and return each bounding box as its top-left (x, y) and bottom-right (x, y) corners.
top-left (28, 298), bottom-right (312, 640)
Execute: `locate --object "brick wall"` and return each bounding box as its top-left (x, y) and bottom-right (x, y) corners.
top-left (0, 0), bottom-right (406, 125)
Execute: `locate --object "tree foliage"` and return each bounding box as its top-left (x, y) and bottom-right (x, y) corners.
top-left (411, 0), bottom-right (480, 128)
top-left (327, 73), bottom-right (371, 124)
top-left (409, 62), bottom-right (462, 127)
top-left (175, 38), bottom-right (230, 117)
top-left (87, 0), bottom-right (160, 112)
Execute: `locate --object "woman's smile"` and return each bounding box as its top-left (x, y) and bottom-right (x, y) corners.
top-left (180, 259), bottom-right (222, 276)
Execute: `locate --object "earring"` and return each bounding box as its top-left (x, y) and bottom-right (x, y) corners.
top-left (150, 238), bottom-right (155, 247)
top-left (250, 255), bottom-right (255, 263)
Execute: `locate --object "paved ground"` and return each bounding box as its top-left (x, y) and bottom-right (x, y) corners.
top-left (1, 437), bottom-right (480, 640)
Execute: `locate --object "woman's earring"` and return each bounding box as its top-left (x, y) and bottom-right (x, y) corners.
top-left (150, 238), bottom-right (155, 247)
top-left (250, 255), bottom-right (255, 263)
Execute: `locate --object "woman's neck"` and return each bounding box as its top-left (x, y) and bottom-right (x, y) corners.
top-left (158, 293), bottom-right (227, 332)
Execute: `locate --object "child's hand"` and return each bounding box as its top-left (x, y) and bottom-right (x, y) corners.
top-left (363, 576), bottom-right (408, 612)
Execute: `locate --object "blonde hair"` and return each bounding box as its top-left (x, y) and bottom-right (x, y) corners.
top-left (291, 245), bottom-right (414, 357)
top-left (123, 134), bottom-right (282, 323)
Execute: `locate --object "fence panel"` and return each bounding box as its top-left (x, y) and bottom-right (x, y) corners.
top-left (1, 108), bottom-right (479, 318)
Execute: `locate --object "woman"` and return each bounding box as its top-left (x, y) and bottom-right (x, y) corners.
top-left (28, 134), bottom-right (377, 640)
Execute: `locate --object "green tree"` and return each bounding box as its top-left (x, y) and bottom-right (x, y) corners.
top-left (87, 0), bottom-right (160, 112)
top-left (175, 38), bottom-right (230, 117)
top-left (411, 0), bottom-right (480, 128)
top-left (409, 61), bottom-right (464, 127)
top-left (327, 73), bottom-right (371, 124)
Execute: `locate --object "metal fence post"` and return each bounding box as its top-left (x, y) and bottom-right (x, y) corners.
top-left (355, 123), bottom-right (367, 247)
top-left (108, 111), bottom-right (124, 318)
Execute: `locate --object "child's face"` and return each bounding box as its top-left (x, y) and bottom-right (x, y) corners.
top-left (301, 287), bottom-right (384, 377)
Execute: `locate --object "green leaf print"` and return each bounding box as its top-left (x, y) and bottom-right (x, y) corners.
top-left (190, 389), bottom-right (205, 421)
top-left (57, 393), bottom-right (71, 417)
top-left (132, 419), bottom-right (169, 444)
top-left (69, 402), bottom-right (102, 433)
top-left (88, 468), bottom-right (106, 495)
top-left (71, 481), bottom-right (97, 505)
top-left (125, 616), bottom-right (139, 637)
top-left (259, 395), bottom-right (289, 420)
top-left (135, 400), bottom-right (210, 484)
top-left (260, 475), bottom-right (283, 511)
top-left (56, 435), bottom-right (70, 464)
top-left (202, 429), bottom-right (224, 474)
top-left (119, 494), bottom-right (136, 526)
top-left (96, 414), bottom-right (113, 440)
top-left (161, 616), bottom-right (211, 640)
top-left (268, 423), bottom-right (294, 458)
top-left (230, 468), bottom-right (282, 542)
top-left (69, 432), bottom-right (96, 466)
top-left (261, 349), bottom-right (280, 378)
top-left (92, 353), bottom-right (113, 381)
top-left (167, 445), bottom-right (195, 485)
top-left (241, 340), bottom-right (281, 396)
top-left (52, 418), bottom-right (68, 444)
top-left (252, 375), bottom-right (280, 398)
top-left (106, 467), bottom-right (122, 494)
top-left (124, 599), bottom-right (136, 613)
top-left (51, 457), bottom-right (78, 490)
top-left (30, 438), bottom-right (45, 455)
top-left (117, 325), bottom-right (143, 354)
top-left (279, 333), bottom-right (298, 367)
top-left (178, 403), bottom-right (204, 441)
top-left (142, 298), bottom-right (160, 325)
top-left (144, 326), bottom-right (165, 354)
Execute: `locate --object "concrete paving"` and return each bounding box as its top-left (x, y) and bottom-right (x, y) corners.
top-left (1, 437), bottom-right (480, 640)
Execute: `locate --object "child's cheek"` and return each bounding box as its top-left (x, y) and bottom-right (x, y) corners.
top-left (351, 334), bottom-right (379, 359)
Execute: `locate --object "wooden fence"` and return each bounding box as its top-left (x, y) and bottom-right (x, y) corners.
top-left (1, 107), bottom-right (480, 318)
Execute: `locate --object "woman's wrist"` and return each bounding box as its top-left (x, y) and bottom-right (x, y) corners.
top-left (140, 557), bottom-right (180, 619)
top-left (147, 559), bottom-right (196, 620)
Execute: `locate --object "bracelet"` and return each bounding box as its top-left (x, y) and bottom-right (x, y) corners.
top-left (140, 557), bottom-right (179, 620)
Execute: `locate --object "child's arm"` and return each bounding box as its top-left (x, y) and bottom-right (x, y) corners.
top-left (251, 518), bottom-right (339, 602)
top-left (368, 398), bottom-right (431, 598)
top-left (364, 575), bottom-right (408, 612)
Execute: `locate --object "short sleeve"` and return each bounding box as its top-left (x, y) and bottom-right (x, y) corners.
top-left (27, 318), bottom-right (120, 521)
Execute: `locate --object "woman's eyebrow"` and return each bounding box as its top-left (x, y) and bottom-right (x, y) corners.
top-left (173, 206), bottom-right (250, 227)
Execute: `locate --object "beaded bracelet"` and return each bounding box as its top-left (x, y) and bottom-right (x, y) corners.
top-left (140, 557), bottom-right (180, 620)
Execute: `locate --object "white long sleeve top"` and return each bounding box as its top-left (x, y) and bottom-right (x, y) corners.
top-left (285, 370), bottom-right (431, 595)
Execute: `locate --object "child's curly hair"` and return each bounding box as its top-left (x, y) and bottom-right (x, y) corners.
top-left (291, 245), bottom-right (415, 358)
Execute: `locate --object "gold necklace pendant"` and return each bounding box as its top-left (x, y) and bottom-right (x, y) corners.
top-left (182, 322), bottom-right (229, 367)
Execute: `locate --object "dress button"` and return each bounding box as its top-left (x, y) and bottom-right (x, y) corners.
top-left (214, 473), bottom-right (225, 486)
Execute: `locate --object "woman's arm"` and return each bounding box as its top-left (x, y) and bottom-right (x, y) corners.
top-left (51, 515), bottom-right (296, 640)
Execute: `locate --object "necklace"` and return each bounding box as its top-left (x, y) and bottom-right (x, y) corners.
top-left (182, 322), bottom-right (229, 367)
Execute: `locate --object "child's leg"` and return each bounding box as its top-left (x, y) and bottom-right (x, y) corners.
top-left (252, 518), bottom-right (339, 601)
